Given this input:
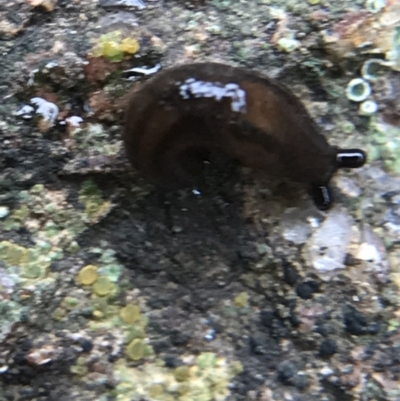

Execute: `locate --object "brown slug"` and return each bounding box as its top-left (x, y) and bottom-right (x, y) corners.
top-left (123, 62), bottom-right (366, 210)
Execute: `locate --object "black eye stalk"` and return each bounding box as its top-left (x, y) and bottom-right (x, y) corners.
top-left (310, 149), bottom-right (367, 211)
top-left (336, 149), bottom-right (367, 169)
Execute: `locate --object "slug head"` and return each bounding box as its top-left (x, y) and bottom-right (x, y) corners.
top-left (309, 148), bottom-right (367, 211)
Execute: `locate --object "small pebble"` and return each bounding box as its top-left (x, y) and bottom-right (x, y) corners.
top-left (319, 338), bottom-right (338, 357)
top-left (0, 206), bottom-right (10, 219)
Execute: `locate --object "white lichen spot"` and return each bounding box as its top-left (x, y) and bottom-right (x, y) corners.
top-left (179, 78), bottom-right (247, 113)
top-left (15, 104), bottom-right (35, 119)
top-left (361, 58), bottom-right (390, 82)
top-left (30, 97), bottom-right (59, 122)
top-left (359, 100), bottom-right (378, 116)
top-left (277, 37), bottom-right (301, 53)
top-left (125, 63), bottom-right (161, 79)
top-left (356, 225), bottom-right (390, 283)
top-left (65, 116), bottom-right (84, 127)
top-left (43, 61), bottom-right (59, 71)
top-left (27, 68), bottom-right (39, 86)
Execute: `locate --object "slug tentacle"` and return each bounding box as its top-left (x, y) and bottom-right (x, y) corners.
top-left (336, 149), bottom-right (367, 169)
top-left (124, 62), bottom-right (367, 210)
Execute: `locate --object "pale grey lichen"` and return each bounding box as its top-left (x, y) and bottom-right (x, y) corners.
top-left (346, 78), bottom-right (372, 102)
top-left (361, 58), bottom-right (391, 82)
top-left (359, 100), bottom-right (379, 115)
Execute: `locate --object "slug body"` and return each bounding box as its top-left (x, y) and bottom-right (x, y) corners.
top-left (124, 62), bottom-right (366, 210)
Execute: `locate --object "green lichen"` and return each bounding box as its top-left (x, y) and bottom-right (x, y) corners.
top-left (0, 241), bottom-right (50, 280)
top-left (71, 123), bottom-right (122, 156)
top-left (113, 352), bottom-right (243, 401)
top-left (125, 320), bottom-right (148, 342)
top-left (70, 357), bottom-right (89, 376)
top-left (79, 180), bottom-right (113, 224)
top-left (93, 276), bottom-right (115, 296)
top-left (0, 300), bottom-right (25, 342)
top-left (369, 115), bottom-right (400, 174)
top-left (126, 338), bottom-right (147, 361)
top-left (277, 37), bottom-right (300, 53)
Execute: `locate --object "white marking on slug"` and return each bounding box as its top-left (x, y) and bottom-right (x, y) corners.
top-left (179, 78), bottom-right (247, 113)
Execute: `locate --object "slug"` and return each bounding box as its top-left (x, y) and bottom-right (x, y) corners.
top-left (124, 62), bottom-right (366, 210)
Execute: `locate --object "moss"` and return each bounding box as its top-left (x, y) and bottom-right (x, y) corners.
top-left (77, 264), bottom-right (99, 285)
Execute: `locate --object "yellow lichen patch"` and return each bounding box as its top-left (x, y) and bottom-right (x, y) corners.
top-left (0, 240), bottom-right (30, 266)
top-left (0, 241), bottom-right (50, 280)
top-left (89, 30), bottom-right (140, 62)
top-left (120, 38), bottom-right (140, 54)
top-left (148, 383), bottom-right (164, 398)
top-left (93, 276), bottom-right (114, 296)
top-left (229, 360), bottom-right (244, 376)
top-left (113, 351), bottom-right (242, 401)
top-left (126, 338), bottom-right (146, 361)
top-left (173, 366), bottom-right (191, 382)
top-left (120, 304), bottom-right (141, 324)
top-left (77, 264), bottom-right (98, 285)
top-left (78, 180), bottom-right (113, 224)
top-left (234, 291), bottom-right (249, 308)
